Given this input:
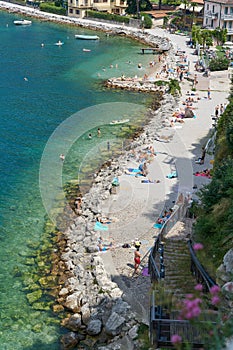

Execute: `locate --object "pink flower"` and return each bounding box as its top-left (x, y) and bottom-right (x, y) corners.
top-left (185, 293), bottom-right (193, 299)
top-left (211, 296), bottom-right (220, 305)
top-left (192, 298), bottom-right (202, 306)
top-left (171, 334), bottom-right (182, 344)
top-left (191, 306), bottom-right (201, 317)
top-left (180, 297), bottom-right (202, 320)
top-left (195, 284), bottom-right (203, 292)
top-left (193, 243), bottom-right (204, 251)
top-left (210, 285), bottom-right (221, 295)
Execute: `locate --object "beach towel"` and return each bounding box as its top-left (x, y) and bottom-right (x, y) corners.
top-left (94, 221), bottom-right (109, 231)
top-left (166, 171), bottom-right (177, 179)
top-left (142, 267), bottom-right (150, 277)
top-left (194, 173), bottom-right (211, 178)
top-left (128, 168), bottom-right (140, 173)
top-left (126, 168), bottom-right (144, 176)
top-left (153, 223), bottom-right (163, 229)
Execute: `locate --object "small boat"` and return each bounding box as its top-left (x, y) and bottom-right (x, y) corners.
top-left (75, 34), bottom-right (100, 40)
top-left (14, 19), bottom-right (32, 25)
top-left (55, 41), bottom-right (64, 46)
top-left (83, 48), bottom-right (91, 52)
top-left (109, 119), bottom-right (129, 125)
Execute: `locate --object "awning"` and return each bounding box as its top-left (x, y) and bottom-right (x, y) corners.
top-left (179, 4), bottom-right (203, 12)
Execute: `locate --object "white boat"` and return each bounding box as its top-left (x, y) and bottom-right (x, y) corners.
top-left (14, 19), bottom-right (32, 25)
top-left (55, 41), bottom-right (64, 46)
top-left (83, 48), bottom-right (91, 52)
top-left (109, 119), bottom-right (129, 125)
top-left (75, 34), bottom-right (99, 40)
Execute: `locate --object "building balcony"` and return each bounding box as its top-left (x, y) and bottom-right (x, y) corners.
top-left (76, 3), bottom-right (93, 7)
top-left (205, 10), bottom-right (218, 19)
top-left (227, 28), bottom-right (233, 34)
top-left (114, 0), bottom-right (127, 7)
top-left (222, 14), bottom-right (233, 20)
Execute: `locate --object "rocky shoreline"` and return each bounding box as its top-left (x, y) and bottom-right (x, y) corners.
top-left (53, 94), bottom-right (179, 349)
top-left (0, 2), bottom-right (181, 348)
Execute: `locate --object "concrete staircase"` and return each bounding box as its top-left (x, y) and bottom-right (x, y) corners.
top-left (117, 218), bottom-right (197, 324)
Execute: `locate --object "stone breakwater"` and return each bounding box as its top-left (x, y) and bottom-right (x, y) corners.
top-left (106, 77), bottom-right (168, 93)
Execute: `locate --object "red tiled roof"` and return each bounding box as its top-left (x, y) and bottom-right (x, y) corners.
top-left (145, 10), bottom-right (175, 18)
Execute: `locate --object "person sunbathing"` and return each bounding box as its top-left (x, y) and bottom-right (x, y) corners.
top-left (97, 216), bottom-right (112, 224)
top-left (194, 169), bottom-right (211, 177)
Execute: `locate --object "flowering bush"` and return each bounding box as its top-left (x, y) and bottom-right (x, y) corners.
top-left (170, 280), bottom-right (233, 350)
top-left (169, 243), bottom-right (233, 350)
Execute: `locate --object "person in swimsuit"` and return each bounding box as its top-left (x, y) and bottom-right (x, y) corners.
top-left (134, 250), bottom-right (141, 274)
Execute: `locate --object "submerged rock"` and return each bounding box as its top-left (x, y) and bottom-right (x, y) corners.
top-left (26, 290), bottom-right (42, 304)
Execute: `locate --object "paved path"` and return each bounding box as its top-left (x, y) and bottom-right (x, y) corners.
top-left (99, 28), bottom-right (230, 321)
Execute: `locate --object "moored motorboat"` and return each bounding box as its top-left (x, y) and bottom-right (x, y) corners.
top-left (109, 119), bottom-right (129, 125)
top-left (75, 34), bottom-right (100, 40)
top-left (14, 19), bottom-right (32, 25)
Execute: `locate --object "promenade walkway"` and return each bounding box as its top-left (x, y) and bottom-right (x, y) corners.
top-left (100, 28), bottom-right (230, 324)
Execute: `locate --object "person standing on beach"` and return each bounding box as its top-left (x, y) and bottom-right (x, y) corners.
top-left (134, 249), bottom-right (141, 274)
top-left (207, 87), bottom-right (211, 100)
top-left (215, 105), bottom-right (219, 119)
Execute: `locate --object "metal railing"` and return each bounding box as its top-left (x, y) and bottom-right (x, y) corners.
top-left (149, 290), bottom-right (217, 348)
top-left (148, 193), bottom-right (190, 282)
top-left (188, 240), bottom-right (217, 292)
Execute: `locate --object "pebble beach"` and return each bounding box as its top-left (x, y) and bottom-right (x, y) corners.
top-left (1, 2), bottom-right (231, 348)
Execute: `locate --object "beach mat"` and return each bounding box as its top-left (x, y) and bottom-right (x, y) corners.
top-left (153, 223), bottom-right (163, 229)
top-left (142, 267), bottom-right (150, 277)
top-left (94, 221), bottom-right (108, 231)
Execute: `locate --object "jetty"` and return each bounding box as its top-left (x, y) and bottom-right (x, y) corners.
top-left (141, 47), bottom-right (163, 54)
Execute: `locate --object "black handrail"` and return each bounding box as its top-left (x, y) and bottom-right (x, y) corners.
top-left (188, 240), bottom-right (217, 292)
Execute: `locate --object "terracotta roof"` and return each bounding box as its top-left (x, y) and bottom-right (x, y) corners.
top-left (145, 10), bottom-right (175, 18)
top-left (190, 0), bottom-right (204, 4)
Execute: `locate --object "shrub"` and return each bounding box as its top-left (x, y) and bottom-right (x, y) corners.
top-left (168, 79), bottom-right (180, 95)
top-left (87, 10), bottom-right (130, 24)
top-left (209, 57), bottom-right (229, 71)
top-left (40, 2), bottom-right (66, 15)
top-left (141, 13), bottom-right (152, 29)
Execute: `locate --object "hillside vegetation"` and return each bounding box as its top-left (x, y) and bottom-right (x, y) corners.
top-left (194, 82), bottom-right (233, 268)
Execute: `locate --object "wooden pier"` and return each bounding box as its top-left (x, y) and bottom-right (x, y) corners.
top-left (141, 47), bottom-right (160, 54)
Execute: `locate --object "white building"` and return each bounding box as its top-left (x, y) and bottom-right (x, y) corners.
top-left (203, 0), bottom-right (233, 41)
top-left (68, 0), bottom-right (127, 19)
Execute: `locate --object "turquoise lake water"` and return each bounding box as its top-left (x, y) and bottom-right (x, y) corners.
top-left (0, 10), bottom-right (157, 349)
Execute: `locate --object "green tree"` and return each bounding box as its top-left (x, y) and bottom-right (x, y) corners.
top-left (191, 25), bottom-right (201, 46)
top-left (126, 0), bottom-right (152, 15)
top-left (213, 27), bottom-right (227, 45)
top-left (199, 29), bottom-right (213, 49)
top-left (190, 1), bottom-right (198, 27)
top-left (180, 0), bottom-right (189, 27)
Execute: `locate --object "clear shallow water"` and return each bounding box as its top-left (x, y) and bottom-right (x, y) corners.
top-left (0, 11), bottom-right (156, 349)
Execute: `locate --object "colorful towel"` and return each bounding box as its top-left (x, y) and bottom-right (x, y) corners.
top-left (128, 168), bottom-right (140, 173)
top-left (194, 173), bottom-right (211, 178)
top-left (142, 267), bottom-right (150, 277)
top-left (153, 223), bottom-right (163, 229)
top-left (94, 221), bottom-right (108, 231)
top-left (166, 171), bottom-right (177, 179)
